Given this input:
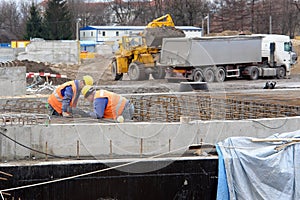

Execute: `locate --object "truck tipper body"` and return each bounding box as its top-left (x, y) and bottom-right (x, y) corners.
top-left (159, 34), bottom-right (296, 82)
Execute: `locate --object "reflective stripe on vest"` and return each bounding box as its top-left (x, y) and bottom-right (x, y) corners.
top-left (115, 96), bottom-right (124, 117)
top-left (95, 90), bottom-right (126, 119)
top-left (48, 81), bottom-right (78, 114)
top-left (53, 90), bottom-right (63, 102)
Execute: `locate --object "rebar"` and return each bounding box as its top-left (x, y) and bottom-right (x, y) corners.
top-left (1, 91), bottom-right (300, 123)
top-left (130, 92), bottom-right (300, 122)
top-left (0, 114), bottom-right (51, 127)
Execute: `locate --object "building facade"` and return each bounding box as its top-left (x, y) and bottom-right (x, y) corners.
top-left (80, 26), bottom-right (202, 44)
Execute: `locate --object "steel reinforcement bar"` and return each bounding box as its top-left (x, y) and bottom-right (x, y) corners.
top-left (0, 92), bottom-right (300, 123)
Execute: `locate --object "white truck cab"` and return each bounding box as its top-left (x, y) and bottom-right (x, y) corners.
top-left (253, 34), bottom-right (295, 77)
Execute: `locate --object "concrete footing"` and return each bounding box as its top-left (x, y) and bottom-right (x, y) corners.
top-left (1, 116), bottom-right (300, 161)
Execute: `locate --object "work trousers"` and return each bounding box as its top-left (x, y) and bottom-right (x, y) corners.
top-left (121, 101), bottom-right (134, 121)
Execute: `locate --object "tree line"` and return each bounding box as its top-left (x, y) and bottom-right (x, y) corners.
top-left (0, 0), bottom-right (299, 43)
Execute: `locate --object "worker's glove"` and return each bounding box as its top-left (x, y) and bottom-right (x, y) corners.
top-left (62, 112), bottom-right (72, 118)
top-left (117, 116), bottom-right (124, 123)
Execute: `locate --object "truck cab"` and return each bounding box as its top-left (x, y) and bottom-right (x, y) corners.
top-left (254, 34), bottom-right (296, 77)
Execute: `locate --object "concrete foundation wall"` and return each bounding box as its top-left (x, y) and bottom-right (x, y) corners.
top-left (17, 40), bottom-right (79, 64)
top-left (0, 48), bottom-right (22, 62)
top-left (0, 67), bottom-right (26, 96)
top-left (1, 116), bottom-right (300, 161)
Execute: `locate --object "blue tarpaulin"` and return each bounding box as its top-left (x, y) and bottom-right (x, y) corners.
top-left (216, 130), bottom-right (300, 200)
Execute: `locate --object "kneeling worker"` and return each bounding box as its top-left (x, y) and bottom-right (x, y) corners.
top-left (81, 85), bottom-right (134, 122)
top-left (48, 75), bottom-right (94, 117)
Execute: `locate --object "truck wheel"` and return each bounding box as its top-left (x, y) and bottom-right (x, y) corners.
top-left (204, 67), bottom-right (215, 82)
top-left (249, 66), bottom-right (259, 80)
top-left (215, 67), bottom-right (226, 82)
top-left (128, 62), bottom-right (147, 81)
top-left (276, 67), bottom-right (285, 79)
top-left (193, 69), bottom-right (204, 82)
top-left (111, 61), bottom-right (123, 81)
top-left (152, 66), bottom-right (166, 79)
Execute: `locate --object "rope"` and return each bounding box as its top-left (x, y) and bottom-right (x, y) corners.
top-left (252, 118), bottom-right (288, 129)
top-left (0, 127), bottom-right (66, 159)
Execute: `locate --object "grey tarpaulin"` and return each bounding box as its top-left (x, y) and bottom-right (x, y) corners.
top-left (216, 130), bottom-right (300, 200)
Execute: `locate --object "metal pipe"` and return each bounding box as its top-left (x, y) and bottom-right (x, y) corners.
top-left (140, 138), bottom-right (143, 157)
top-left (45, 142), bottom-right (48, 161)
top-left (110, 140), bottom-right (113, 158)
top-left (77, 140), bottom-right (80, 159)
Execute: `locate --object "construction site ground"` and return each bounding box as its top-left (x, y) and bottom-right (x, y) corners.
top-left (0, 51), bottom-right (296, 125)
top-left (2, 40), bottom-right (299, 124)
top-left (8, 38), bottom-right (297, 93)
top-left (16, 53), bottom-right (300, 92)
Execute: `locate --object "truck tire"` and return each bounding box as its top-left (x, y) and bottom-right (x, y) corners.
top-left (215, 67), bottom-right (226, 82)
top-left (204, 67), bottom-right (215, 82)
top-left (128, 62), bottom-right (147, 81)
top-left (111, 61), bottom-right (123, 81)
top-left (152, 66), bottom-right (166, 79)
top-left (193, 69), bottom-right (204, 82)
top-left (276, 66), bottom-right (285, 79)
top-left (249, 66), bottom-right (259, 80)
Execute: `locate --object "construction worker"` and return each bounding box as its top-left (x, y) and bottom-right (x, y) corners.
top-left (81, 85), bottom-right (134, 122)
top-left (48, 75), bottom-right (94, 117)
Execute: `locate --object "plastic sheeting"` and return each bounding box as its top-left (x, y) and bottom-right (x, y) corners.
top-left (216, 130), bottom-right (300, 200)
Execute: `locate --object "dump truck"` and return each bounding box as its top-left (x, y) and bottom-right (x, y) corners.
top-left (111, 14), bottom-right (185, 81)
top-left (159, 34), bottom-right (297, 82)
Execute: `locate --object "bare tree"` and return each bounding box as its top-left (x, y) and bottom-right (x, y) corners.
top-left (163, 0), bottom-right (209, 26)
top-left (211, 0), bottom-right (251, 32)
top-left (0, 1), bottom-right (21, 41)
top-left (1, 0), bottom-right (299, 42)
top-left (280, 0), bottom-right (300, 37)
top-left (209, 0), bottom-right (299, 36)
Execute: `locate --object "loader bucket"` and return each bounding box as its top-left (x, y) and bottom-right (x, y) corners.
top-left (143, 26), bottom-right (185, 47)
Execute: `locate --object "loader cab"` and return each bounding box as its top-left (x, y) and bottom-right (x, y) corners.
top-left (122, 35), bottom-right (145, 50)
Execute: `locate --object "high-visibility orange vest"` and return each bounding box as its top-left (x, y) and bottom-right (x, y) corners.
top-left (94, 90), bottom-right (127, 119)
top-left (48, 81), bottom-right (78, 114)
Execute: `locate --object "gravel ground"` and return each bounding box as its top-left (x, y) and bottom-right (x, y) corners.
top-left (99, 70), bottom-right (300, 94)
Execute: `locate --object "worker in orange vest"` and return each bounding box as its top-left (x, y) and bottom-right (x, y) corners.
top-left (81, 85), bottom-right (134, 122)
top-left (48, 75), bottom-right (94, 117)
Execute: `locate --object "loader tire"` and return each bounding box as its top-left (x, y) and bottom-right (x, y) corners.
top-left (152, 66), bottom-right (166, 79)
top-left (128, 62), bottom-right (147, 81)
top-left (111, 61), bottom-right (123, 81)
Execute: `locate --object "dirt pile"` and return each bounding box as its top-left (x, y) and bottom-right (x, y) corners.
top-left (12, 60), bottom-right (74, 85)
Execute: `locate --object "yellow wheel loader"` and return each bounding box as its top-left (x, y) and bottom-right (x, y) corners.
top-left (111, 14), bottom-right (185, 81)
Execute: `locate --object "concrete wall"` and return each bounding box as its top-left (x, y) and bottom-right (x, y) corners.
top-left (0, 48), bottom-right (21, 62)
top-left (1, 116), bottom-right (300, 161)
top-left (17, 40), bottom-right (79, 64)
top-left (0, 67), bottom-right (26, 96)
